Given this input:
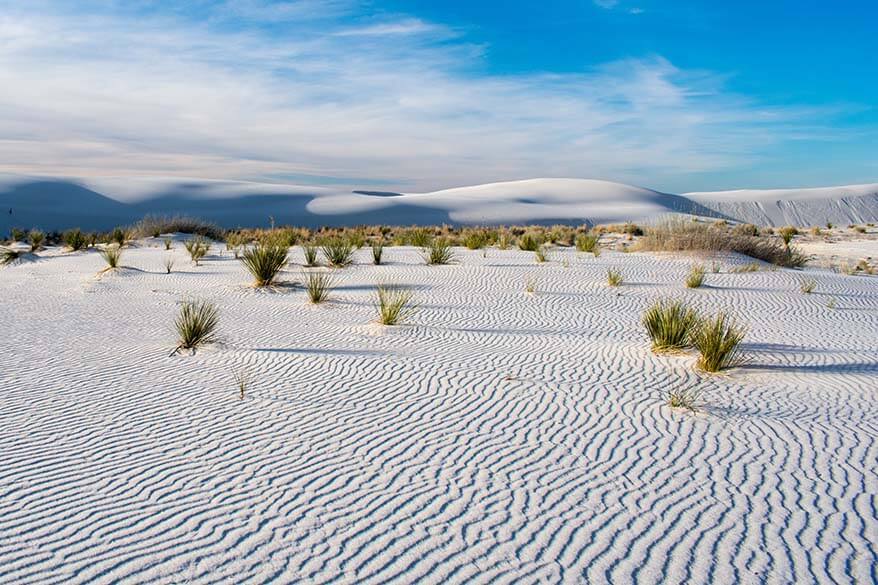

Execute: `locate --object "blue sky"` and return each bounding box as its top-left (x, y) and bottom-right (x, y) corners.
top-left (0, 0), bottom-right (875, 193)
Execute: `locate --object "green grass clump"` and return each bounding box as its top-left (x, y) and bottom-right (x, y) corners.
top-left (64, 228), bottom-right (88, 251)
top-left (240, 244), bottom-right (288, 286)
top-left (28, 230), bottom-right (45, 252)
top-left (607, 267), bottom-right (623, 287)
top-left (685, 264), bottom-right (706, 288)
top-left (371, 242), bottom-right (384, 265)
top-left (518, 232), bottom-right (542, 251)
top-left (171, 299), bottom-right (219, 355)
top-left (408, 228), bottom-right (433, 247)
top-left (99, 245), bottom-right (123, 269)
top-left (799, 278), bottom-right (816, 294)
top-left (667, 385), bottom-right (703, 412)
top-left (462, 229), bottom-right (489, 250)
top-left (184, 237), bottom-right (210, 265)
top-left (109, 227), bottom-right (128, 246)
top-left (163, 237), bottom-right (173, 251)
top-left (424, 239), bottom-right (455, 265)
top-left (642, 299), bottom-right (701, 352)
top-left (575, 232), bottom-right (599, 254)
top-left (376, 285), bottom-right (416, 325)
top-left (303, 244), bottom-right (319, 267)
top-left (304, 271), bottom-right (334, 303)
top-left (692, 312), bottom-right (747, 373)
top-left (534, 245), bottom-right (549, 263)
top-left (0, 247), bottom-right (21, 266)
top-left (321, 238), bottom-right (355, 267)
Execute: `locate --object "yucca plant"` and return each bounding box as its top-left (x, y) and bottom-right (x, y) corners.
top-left (607, 267), bottom-right (623, 287)
top-left (642, 299), bottom-right (701, 352)
top-left (462, 229), bottom-right (489, 250)
top-left (163, 237), bottom-right (173, 251)
top-left (304, 271), bottom-right (334, 303)
top-left (376, 285), bottom-right (416, 325)
top-left (109, 227), bottom-right (128, 246)
top-left (28, 230), bottom-right (45, 252)
top-left (692, 312), bottom-right (747, 372)
top-left (799, 278), bottom-right (816, 294)
top-left (303, 244), bottom-right (319, 267)
top-left (685, 264), bottom-right (706, 288)
top-left (424, 238), bottom-right (455, 265)
top-left (64, 228), bottom-right (88, 251)
top-left (184, 237), bottom-right (209, 265)
top-left (371, 242), bottom-right (384, 265)
top-left (575, 232), bottom-right (599, 254)
top-left (240, 244), bottom-right (288, 286)
top-left (99, 245), bottom-right (123, 270)
top-left (171, 299), bottom-right (219, 356)
top-left (408, 228), bottom-right (432, 247)
top-left (0, 247), bottom-right (21, 266)
top-left (518, 232), bottom-right (541, 251)
top-left (667, 385), bottom-right (703, 412)
top-left (534, 245), bottom-right (549, 263)
top-left (321, 238), bottom-right (355, 267)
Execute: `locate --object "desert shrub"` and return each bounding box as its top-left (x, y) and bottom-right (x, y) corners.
top-left (304, 271), bottom-right (334, 303)
top-left (534, 245), bottom-right (549, 263)
top-left (733, 223), bottom-right (759, 237)
top-left (799, 278), bottom-right (816, 294)
top-left (778, 226), bottom-right (798, 248)
top-left (607, 267), bottom-right (623, 287)
top-left (623, 222), bottom-right (644, 237)
top-left (371, 242), bottom-right (384, 265)
top-left (854, 225), bottom-right (867, 234)
top-left (10, 227), bottom-right (25, 242)
top-left (109, 227), bottom-right (128, 246)
top-left (462, 229), bottom-right (489, 250)
top-left (639, 218), bottom-right (808, 268)
top-left (347, 230), bottom-right (366, 249)
top-left (240, 244), bottom-right (288, 286)
top-left (826, 222), bottom-right (834, 229)
top-left (172, 299), bottom-right (219, 355)
top-left (376, 285), bottom-right (416, 325)
top-left (225, 232), bottom-right (245, 257)
top-left (809, 226), bottom-right (822, 236)
top-left (575, 232), bottom-right (599, 254)
top-left (132, 215), bottom-right (224, 240)
top-left (163, 237), bottom-right (173, 251)
top-left (64, 228), bottom-right (88, 251)
top-left (667, 385), bottom-right (703, 412)
top-left (685, 264), bottom-right (706, 288)
top-left (518, 232), bottom-right (542, 251)
top-left (303, 244), bottom-right (319, 267)
top-left (405, 228), bottom-right (432, 247)
top-left (692, 312), bottom-right (746, 372)
top-left (163, 255), bottom-right (175, 274)
top-left (424, 239), bottom-right (455, 265)
top-left (184, 237), bottom-right (209, 265)
top-left (28, 230), bottom-right (45, 252)
top-left (497, 231), bottom-right (511, 250)
top-left (99, 245), bottom-right (123, 269)
top-left (642, 299), bottom-right (701, 352)
top-left (0, 247), bottom-right (21, 266)
top-left (731, 262), bottom-right (761, 273)
top-left (321, 238), bottom-right (355, 267)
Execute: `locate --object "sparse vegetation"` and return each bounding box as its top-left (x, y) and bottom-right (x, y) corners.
top-left (692, 312), bottom-right (747, 373)
top-left (28, 230), bottom-right (45, 252)
top-left (0, 247), bottom-right (21, 266)
top-left (407, 228), bottom-right (433, 248)
top-left (424, 239), bottom-right (455, 265)
top-left (64, 228), bottom-right (88, 251)
top-left (518, 232), bottom-right (542, 252)
top-left (525, 278), bottom-right (536, 294)
top-left (163, 255), bottom-right (175, 274)
top-left (304, 271), bottom-right (334, 303)
top-left (642, 299), bottom-right (701, 352)
top-left (232, 367), bottom-right (250, 400)
top-left (371, 242), bottom-right (384, 265)
top-left (575, 232), bottom-right (600, 254)
top-left (99, 245), bottom-right (123, 270)
top-left (685, 264), bottom-right (706, 288)
top-left (184, 237), bottom-right (209, 265)
top-left (534, 246), bottom-right (549, 263)
top-left (109, 227), bottom-right (128, 246)
top-left (132, 215), bottom-right (224, 240)
top-left (799, 278), bottom-right (816, 294)
top-left (240, 244), bottom-right (288, 286)
top-left (163, 237), bottom-right (173, 251)
top-left (462, 229), bottom-right (489, 250)
top-left (171, 299), bottom-right (219, 355)
top-left (607, 267), bottom-right (623, 287)
top-left (376, 285), bottom-right (416, 325)
top-left (667, 385), bottom-right (703, 412)
top-left (321, 238), bottom-right (355, 267)
top-left (778, 226), bottom-right (798, 248)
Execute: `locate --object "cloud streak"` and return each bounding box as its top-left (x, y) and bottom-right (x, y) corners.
top-left (0, 0), bottom-right (839, 191)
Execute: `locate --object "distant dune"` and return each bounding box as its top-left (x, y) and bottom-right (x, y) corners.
top-left (1, 174), bottom-right (876, 230)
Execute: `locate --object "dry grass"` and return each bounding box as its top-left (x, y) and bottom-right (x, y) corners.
top-left (685, 264), bottom-right (706, 288)
top-left (642, 299), bottom-right (701, 352)
top-left (171, 299), bottom-right (219, 355)
top-left (376, 285), bottom-right (416, 325)
top-left (304, 271), bottom-right (334, 303)
top-left (692, 312), bottom-right (747, 372)
top-left (606, 267), bottom-right (623, 287)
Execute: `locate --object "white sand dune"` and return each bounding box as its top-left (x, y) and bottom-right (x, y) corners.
top-left (1, 243), bottom-right (876, 583)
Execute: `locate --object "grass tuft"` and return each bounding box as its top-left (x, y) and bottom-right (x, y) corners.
top-left (371, 242), bottom-right (384, 265)
top-left (304, 271), bottom-right (334, 303)
top-left (232, 366), bottom-right (250, 400)
top-left (692, 312), bottom-right (747, 372)
top-left (171, 299), bottom-right (219, 355)
top-left (376, 285), bottom-right (416, 325)
top-left (667, 385), bottom-right (703, 412)
top-left (99, 245), bottom-right (123, 269)
top-left (607, 267), bottom-right (623, 287)
top-left (163, 255), bottom-right (175, 274)
top-left (184, 237), bottom-right (209, 265)
top-left (424, 238), bottom-right (455, 265)
top-left (0, 247), bottom-right (21, 266)
top-left (642, 299), bottom-right (701, 352)
top-left (303, 244), bottom-right (319, 267)
top-left (534, 245), bottom-right (550, 263)
top-left (64, 228), bottom-right (88, 251)
top-left (518, 232), bottom-right (542, 251)
top-left (240, 244), bottom-right (288, 286)
top-left (321, 238), bottom-right (355, 267)
top-left (28, 230), bottom-right (45, 252)
top-left (685, 264), bottom-right (706, 288)
top-left (799, 278), bottom-right (816, 294)
top-left (575, 232), bottom-right (599, 254)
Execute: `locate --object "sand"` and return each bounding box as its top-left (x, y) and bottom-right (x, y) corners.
top-left (0, 241), bottom-right (876, 583)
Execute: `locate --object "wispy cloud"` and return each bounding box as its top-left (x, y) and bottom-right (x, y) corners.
top-left (0, 0), bottom-right (837, 191)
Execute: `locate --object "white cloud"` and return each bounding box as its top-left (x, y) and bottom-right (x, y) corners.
top-left (0, 1), bottom-right (833, 191)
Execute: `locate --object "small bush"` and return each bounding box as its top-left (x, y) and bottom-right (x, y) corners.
top-left (371, 242), bottom-right (384, 265)
top-left (64, 228), bottom-right (88, 251)
top-left (172, 299), bottom-right (219, 355)
top-left (497, 232), bottom-right (511, 250)
top-left (692, 312), bottom-right (746, 372)
top-left (303, 244), bottom-right (319, 267)
top-left (28, 230), bottom-right (45, 252)
top-left (132, 215), bottom-right (224, 240)
top-left (99, 245), bottom-right (123, 269)
top-left (376, 285), bottom-right (416, 325)
top-left (799, 278), bottom-right (816, 294)
top-left (304, 271), bottom-right (334, 303)
top-left (184, 237), bottom-right (209, 265)
top-left (607, 267), bottom-right (623, 287)
top-left (424, 239), bottom-right (455, 265)
top-left (534, 246), bottom-right (549, 263)
top-left (240, 244), bottom-right (288, 286)
top-left (10, 228), bottom-right (25, 242)
top-left (642, 299), bottom-right (701, 352)
top-left (408, 228), bottom-right (432, 247)
top-left (731, 262), bottom-right (761, 273)
top-left (462, 229), bottom-right (489, 250)
top-left (109, 227), bottom-right (128, 246)
top-left (575, 232), bottom-right (599, 254)
top-left (685, 264), bottom-right (706, 288)
top-left (163, 255), bottom-right (175, 274)
top-left (0, 247), bottom-right (21, 266)
top-left (518, 232), bottom-right (541, 251)
top-left (321, 238), bottom-right (355, 267)
top-left (778, 226), bottom-right (798, 247)
top-left (667, 385), bottom-right (703, 412)
top-left (163, 237), bottom-right (173, 251)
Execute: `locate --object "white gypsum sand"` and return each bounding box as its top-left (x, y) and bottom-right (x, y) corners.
top-left (0, 241), bottom-right (876, 583)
